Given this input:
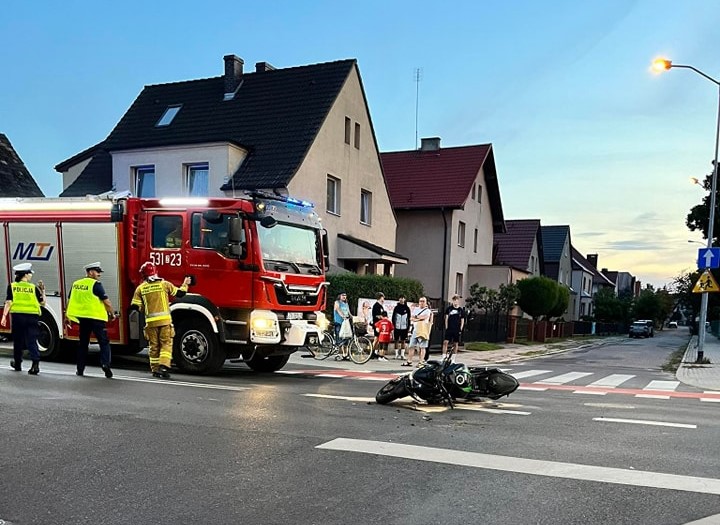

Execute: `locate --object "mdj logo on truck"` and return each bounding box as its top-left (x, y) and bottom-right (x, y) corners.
top-left (13, 242), bottom-right (55, 261)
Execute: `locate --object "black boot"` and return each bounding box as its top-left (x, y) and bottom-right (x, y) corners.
top-left (28, 361), bottom-right (39, 375)
top-left (10, 360), bottom-right (21, 372)
top-left (101, 365), bottom-right (113, 379)
top-left (159, 365), bottom-right (171, 379)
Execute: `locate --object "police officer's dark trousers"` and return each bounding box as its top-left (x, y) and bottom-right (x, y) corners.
top-left (11, 313), bottom-right (40, 365)
top-left (77, 318), bottom-right (111, 373)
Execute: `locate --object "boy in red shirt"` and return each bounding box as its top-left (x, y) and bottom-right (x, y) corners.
top-left (374, 311), bottom-right (394, 362)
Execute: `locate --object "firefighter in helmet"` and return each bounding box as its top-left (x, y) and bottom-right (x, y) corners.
top-left (1, 263), bottom-right (45, 374)
top-left (130, 262), bottom-right (191, 379)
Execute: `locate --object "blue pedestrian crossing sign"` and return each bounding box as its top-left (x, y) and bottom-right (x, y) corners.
top-left (693, 270), bottom-right (720, 293)
top-left (697, 247), bottom-right (720, 269)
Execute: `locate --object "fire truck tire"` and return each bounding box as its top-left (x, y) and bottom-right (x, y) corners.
top-left (246, 354), bottom-right (290, 373)
top-left (38, 311), bottom-right (61, 360)
top-left (173, 320), bottom-right (225, 374)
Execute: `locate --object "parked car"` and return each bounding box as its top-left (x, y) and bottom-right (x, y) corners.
top-left (668, 321), bottom-right (678, 329)
top-left (636, 319), bottom-right (655, 337)
top-left (629, 321), bottom-right (651, 338)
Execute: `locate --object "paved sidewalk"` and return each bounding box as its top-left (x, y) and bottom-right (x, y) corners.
top-left (677, 335), bottom-right (720, 391)
top-left (290, 336), bottom-right (626, 373)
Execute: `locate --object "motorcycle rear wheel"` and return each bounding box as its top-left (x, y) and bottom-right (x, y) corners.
top-left (376, 378), bottom-right (409, 404)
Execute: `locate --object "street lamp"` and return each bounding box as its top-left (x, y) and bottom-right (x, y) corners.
top-left (654, 57), bottom-right (720, 362)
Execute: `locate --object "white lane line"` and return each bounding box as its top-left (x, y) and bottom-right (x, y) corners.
top-left (34, 369), bottom-right (249, 391)
top-left (510, 369), bottom-right (552, 379)
top-left (593, 417), bottom-right (697, 429)
top-left (316, 438), bottom-right (720, 495)
top-left (685, 512), bottom-right (720, 524)
top-left (535, 372), bottom-right (593, 385)
top-left (587, 374), bottom-right (635, 388)
top-left (303, 394), bottom-right (375, 402)
top-left (700, 397), bottom-right (720, 403)
top-left (276, 370), bottom-right (304, 374)
top-left (454, 405), bottom-right (531, 415)
top-left (355, 376), bottom-right (390, 381)
top-left (644, 380), bottom-right (680, 391)
top-left (316, 374), bottom-right (346, 378)
top-left (518, 386), bottom-right (547, 391)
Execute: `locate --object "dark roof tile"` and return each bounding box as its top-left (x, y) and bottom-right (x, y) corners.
top-left (0, 133), bottom-right (44, 197)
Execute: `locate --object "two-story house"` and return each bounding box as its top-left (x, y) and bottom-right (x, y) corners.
top-left (0, 133), bottom-right (44, 198)
top-left (571, 247), bottom-right (597, 319)
top-left (381, 137), bottom-right (506, 302)
top-left (541, 225), bottom-right (575, 319)
top-left (55, 54), bottom-right (405, 274)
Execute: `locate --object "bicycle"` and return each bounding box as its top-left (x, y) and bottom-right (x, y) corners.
top-left (308, 328), bottom-right (373, 364)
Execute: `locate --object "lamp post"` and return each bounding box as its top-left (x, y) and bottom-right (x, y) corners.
top-left (653, 58), bottom-right (720, 362)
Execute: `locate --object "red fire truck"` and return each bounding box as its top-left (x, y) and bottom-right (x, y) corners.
top-left (0, 192), bottom-right (329, 374)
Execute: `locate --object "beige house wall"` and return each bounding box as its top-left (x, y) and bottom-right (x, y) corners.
top-left (61, 158), bottom-right (92, 191)
top-left (289, 66), bottom-right (396, 268)
top-left (394, 210), bottom-right (445, 298)
top-left (110, 143), bottom-right (248, 197)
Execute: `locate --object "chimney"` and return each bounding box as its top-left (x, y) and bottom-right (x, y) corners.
top-left (420, 137), bottom-right (441, 151)
top-left (255, 61), bottom-right (276, 73)
top-left (586, 254), bottom-right (598, 268)
top-left (223, 54), bottom-right (244, 100)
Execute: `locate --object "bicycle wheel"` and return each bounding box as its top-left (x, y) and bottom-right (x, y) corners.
top-left (349, 336), bottom-right (373, 364)
top-left (309, 331), bottom-right (335, 360)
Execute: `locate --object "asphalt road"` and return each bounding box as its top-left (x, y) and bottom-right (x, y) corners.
top-left (1, 332), bottom-right (719, 525)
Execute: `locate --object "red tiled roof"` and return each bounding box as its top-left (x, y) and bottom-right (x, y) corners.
top-left (381, 144), bottom-right (491, 209)
top-left (493, 219), bottom-right (542, 270)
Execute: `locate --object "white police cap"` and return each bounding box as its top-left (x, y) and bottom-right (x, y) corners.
top-left (83, 261), bottom-right (104, 273)
top-left (12, 262), bottom-right (33, 274)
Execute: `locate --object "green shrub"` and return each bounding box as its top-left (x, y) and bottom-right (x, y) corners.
top-left (325, 273), bottom-right (424, 317)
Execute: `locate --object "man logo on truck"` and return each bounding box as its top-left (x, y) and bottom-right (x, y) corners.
top-left (13, 242), bottom-right (55, 261)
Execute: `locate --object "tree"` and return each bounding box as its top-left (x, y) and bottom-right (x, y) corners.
top-left (593, 287), bottom-right (622, 322)
top-left (547, 285), bottom-right (570, 320)
top-left (633, 289), bottom-right (662, 322)
top-left (516, 276), bottom-right (559, 321)
top-left (686, 164), bottom-right (720, 245)
top-left (466, 283), bottom-right (520, 314)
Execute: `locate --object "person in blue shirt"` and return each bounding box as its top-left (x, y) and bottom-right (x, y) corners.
top-left (333, 292), bottom-right (351, 340)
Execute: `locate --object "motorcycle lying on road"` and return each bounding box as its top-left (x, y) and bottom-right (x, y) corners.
top-left (375, 354), bottom-right (519, 408)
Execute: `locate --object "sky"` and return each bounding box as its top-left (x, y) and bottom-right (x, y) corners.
top-left (2, 0), bottom-right (719, 289)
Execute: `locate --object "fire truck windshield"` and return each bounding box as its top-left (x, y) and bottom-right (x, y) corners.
top-left (259, 222), bottom-right (321, 274)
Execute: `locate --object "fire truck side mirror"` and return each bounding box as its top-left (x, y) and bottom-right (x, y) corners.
top-left (322, 229), bottom-right (330, 270)
top-left (228, 217), bottom-right (244, 243)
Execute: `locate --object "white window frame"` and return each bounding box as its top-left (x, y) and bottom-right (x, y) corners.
top-left (458, 221), bottom-right (466, 248)
top-left (185, 163), bottom-right (209, 196)
top-left (473, 228), bottom-right (478, 253)
top-left (360, 189), bottom-right (372, 225)
top-left (327, 175), bottom-right (341, 215)
top-left (134, 166), bottom-right (156, 198)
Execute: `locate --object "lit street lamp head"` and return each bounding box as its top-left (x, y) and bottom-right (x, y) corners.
top-left (652, 58), bottom-right (672, 72)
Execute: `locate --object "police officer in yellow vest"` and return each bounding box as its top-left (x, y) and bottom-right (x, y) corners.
top-left (130, 262), bottom-right (191, 379)
top-left (1, 263), bottom-right (45, 374)
top-left (65, 262), bottom-right (117, 378)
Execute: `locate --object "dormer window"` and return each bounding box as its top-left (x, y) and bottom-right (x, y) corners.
top-left (156, 105), bottom-right (182, 127)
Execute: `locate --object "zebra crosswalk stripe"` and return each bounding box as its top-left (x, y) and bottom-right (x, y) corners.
top-left (535, 372), bottom-right (593, 384)
top-left (587, 374), bottom-right (635, 388)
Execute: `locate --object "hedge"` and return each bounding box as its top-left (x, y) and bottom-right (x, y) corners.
top-left (325, 273), bottom-right (424, 317)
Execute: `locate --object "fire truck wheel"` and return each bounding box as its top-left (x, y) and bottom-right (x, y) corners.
top-left (38, 311), bottom-right (61, 360)
top-left (246, 354), bottom-right (290, 373)
top-left (173, 319), bottom-right (225, 374)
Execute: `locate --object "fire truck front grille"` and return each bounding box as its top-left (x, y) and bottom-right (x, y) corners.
top-left (273, 284), bottom-right (317, 306)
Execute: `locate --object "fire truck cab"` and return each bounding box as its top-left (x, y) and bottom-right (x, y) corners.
top-left (0, 192), bottom-right (329, 374)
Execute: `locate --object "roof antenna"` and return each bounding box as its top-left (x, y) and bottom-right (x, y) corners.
top-left (414, 67), bottom-right (422, 150)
